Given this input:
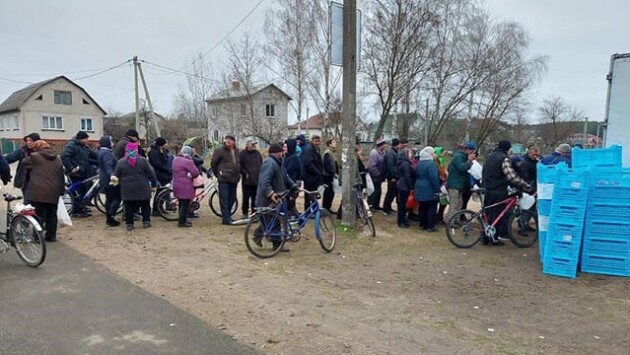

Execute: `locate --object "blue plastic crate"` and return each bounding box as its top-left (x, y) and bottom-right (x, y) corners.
top-left (539, 231), bottom-right (547, 260)
top-left (554, 169), bottom-right (588, 191)
top-left (588, 185), bottom-right (630, 202)
top-left (573, 145), bottom-right (622, 170)
top-left (542, 255), bottom-right (578, 278)
top-left (587, 168), bottom-right (630, 188)
top-left (545, 239), bottom-right (582, 259)
top-left (584, 220), bottom-right (630, 238)
top-left (537, 199), bottom-right (551, 216)
top-left (537, 163), bottom-right (560, 184)
top-left (581, 254), bottom-right (630, 277)
top-left (582, 237), bottom-right (630, 258)
top-left (546, 221), bottom-right (584, 244)
top-left (552, 187), bottom-right (589, 202)
top-left (551, 204), bottom-right (586, 221)
top-left (586, 201), bottom-right (630, 219)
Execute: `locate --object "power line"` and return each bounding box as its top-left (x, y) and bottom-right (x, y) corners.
top-left (0, 77), bottom-right (33, 85)
top-left (73, 59), bottom-right (133, 81)
top-left (141, 60), bottom-right (212, 81)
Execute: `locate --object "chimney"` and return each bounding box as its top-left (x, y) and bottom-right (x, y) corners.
top-left (231, 81), bottom-right (241, 92)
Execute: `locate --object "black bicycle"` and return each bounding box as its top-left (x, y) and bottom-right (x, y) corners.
top-left (355, 180), bottom-right (376, 237)
top-left (0, 193), bottom-right (46, 267)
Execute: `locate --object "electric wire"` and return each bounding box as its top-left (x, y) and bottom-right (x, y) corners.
top-left (73, 59), bottom-right (133, 81)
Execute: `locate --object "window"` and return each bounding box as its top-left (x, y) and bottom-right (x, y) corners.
top-left (82, 98), bottom-right (90, 105)
top-left (0, 118), bottom-right (4, 131)
top-left (240, 103), bottom-right (247, 116)
top-left (213, 129), bottom-right (219, 141)
top-left (11, 115), bottom-right (19, 130)
top-left (81, 118), bottom-right (93, 132)
top-left (265, 104), bottom-right (275, 117)
top-left (212, 105), bottom-right (219, 118)
top-left (35, 95), bottom-right (43, 101)
top-left (42, 115), bottom-right (63, 130)
top-left (54, 90), bottom-right (72, 105)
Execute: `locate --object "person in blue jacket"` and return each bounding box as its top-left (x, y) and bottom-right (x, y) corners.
top-left (414, 146), bottom-right (441, 232)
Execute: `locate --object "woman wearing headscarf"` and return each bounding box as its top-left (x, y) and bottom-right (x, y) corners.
top-left (21, 140), bottom-right (65, 242)
top-left (112, 142), bottom-right (158, 231)
top-left (97, 135), bottom-right (121, 227)
top-left (172, 146), bottom-right (200, 227)
top-left (414, 146), bottom-right (441, 232)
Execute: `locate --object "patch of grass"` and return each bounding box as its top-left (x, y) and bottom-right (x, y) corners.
top-left (432, 319), bottom-right (457, 332)
top-left (268, 263), bottom-right (289, 276)
top-left (480, 257), bottom-right (507, 269)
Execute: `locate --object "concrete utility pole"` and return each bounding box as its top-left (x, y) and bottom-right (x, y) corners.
top-left (133, 56), bottom-right (141, 136)
top-left (137, 61), bottom-right (161, 139)
top-left (341, 0), bottom-right (357, 226)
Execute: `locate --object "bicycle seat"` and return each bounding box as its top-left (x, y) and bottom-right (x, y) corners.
top-left (3, 193), bottom-right (22, 202)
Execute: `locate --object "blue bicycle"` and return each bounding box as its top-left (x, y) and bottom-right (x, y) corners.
top-left (244, 185), bottom-right (336, 258)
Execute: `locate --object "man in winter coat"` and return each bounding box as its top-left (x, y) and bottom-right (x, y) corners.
top-left (97, 136), bottom-right (121, 226)
top-left (382, 138), bottom-right (401, 215)
top-left (541, 143), bottom-right (572, 167)
top-left (148, 137), bottom-right (172, 216)
top-left (4, 132), bottom-right (41, 194)
top-left (396, 148), bottom-right (414, 228)
top-left (445, 142), bottom-right (476, 223)
top-left (300, 135), bottom-right (323, 210)
top-left (240, 138), bottom-right (263, 218)
top-left (113, 129), bottom-right (140, 160)
top-left (211, 133), bottom-right (241, 225)
top-left (284, 139), bottom-right (301, 216)
top-left (321, 138), bottom-right (339, 212)
top-left (61, 131), bottom-right (97, 217)
top-left (367, 138), bottom-right (387, 210)
top-left (518, 145), bottom-right (540, 191)
top-left (21, 140), bottom-right (65, 242)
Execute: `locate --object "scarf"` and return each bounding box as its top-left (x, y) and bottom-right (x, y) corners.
top-left (125, 142), bottom-right (138, 167)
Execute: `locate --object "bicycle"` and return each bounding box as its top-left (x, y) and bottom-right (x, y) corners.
top-left (244, 185), bottom-right (336, 258)
top-left (354, 180), bottom-right (376, 237)
top-left (62, 174), bottom-right (122, 216)
top-left (0, 193), bottom-right (46, 267)
top-left (153, 175), bottom-right (238, 221)
top-left (445, 188), bottom-right (538, 248)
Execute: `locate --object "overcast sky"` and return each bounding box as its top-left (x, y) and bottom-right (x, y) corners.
top-left (0, 0), bottom-right (628, 123)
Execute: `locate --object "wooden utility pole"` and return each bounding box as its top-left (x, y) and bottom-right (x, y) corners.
top-left (341, 0), bottom-right (357, 225)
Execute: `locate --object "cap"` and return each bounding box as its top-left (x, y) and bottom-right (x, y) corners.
top-left (557, 143), bottom-right (572, 154)
top-left (225, 133), bottom-right (236, 141)
top-left (463, 142), bottom-right (476, 150)
top-left (245, 138), bottom-right (258, 145)
top-left (498, 140), bottom-right (512, 151)
top-left (268, 143), bottom-right (283, 153)
top-left (125, 129), bottom-right (139, 139)
top-left (76, 131), bottom-right (89, 140)
top-left (391, 138), bottom-right (400, 147)
top-left (23, 133), bottom-right (41, 142)
top-left (376, 138), bottom-right (386, 147)
top-left (154, 137), bottom-right (167, 147)
top-left (400, 137), bottom-right (409, 145)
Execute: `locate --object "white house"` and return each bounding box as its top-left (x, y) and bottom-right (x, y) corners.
top-left (206, 83), bottom-right (291, 146)
top-left (0, 76), bottom-right (105, 142)
top-left (288, 112), bottom-right (371, 142)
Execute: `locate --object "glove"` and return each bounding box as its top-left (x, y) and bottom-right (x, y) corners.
top-left (109, 176), bottom-right (119, 186)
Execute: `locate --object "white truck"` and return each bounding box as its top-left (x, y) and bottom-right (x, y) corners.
top-left (603, 53), bottom-right (630, 166)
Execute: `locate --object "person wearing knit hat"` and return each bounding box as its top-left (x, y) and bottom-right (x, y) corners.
top-left (211, 130), bottom-right (241, 225)
top-left (414, 146), bottom-right (441, 232)
top-left (540, 143), bottom-right (572, 167)
top-left (481, 140), bottom-right (532, 245)
top-left (61, 129), bottom-right (98, 216)
top-left (113, 128), bottom-right (140, 160)
top-left (383, 138), bottom-right (401, 215)
top-left (5, 132), bottom-right (42, 193)
top-left (148, 137), bottom-right (173, 213)
top-left (76, 131), bottom-right (89, 140)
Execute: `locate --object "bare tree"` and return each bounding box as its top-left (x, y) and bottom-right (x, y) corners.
top-left (537, 96), bottom-right (583, 150)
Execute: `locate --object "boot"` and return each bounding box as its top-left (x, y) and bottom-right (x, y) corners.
top-left (106, 214), bottom-right (121, 227)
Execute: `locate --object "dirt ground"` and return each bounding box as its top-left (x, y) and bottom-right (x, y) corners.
top-left (27, 192), bottom-right (630, 354)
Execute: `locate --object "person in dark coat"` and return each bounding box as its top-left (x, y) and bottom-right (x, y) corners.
top-left (21, 140), bottom-right (65, 242)
top-left (172, 146), bottom-right (200, 228)
top-left (541, 143), bottom-right (572, 167)
top-left (0, 154), bottom-right (10, 186)
top-left (60, 131), bottom-right (97, 217)
top-left (396, 148), bottom-right (414, 228)
top-left (211, 134), bottom-right (241, 225)
top-left (414, 146), bottom-right (441, 232)
top-left (382, 138), bottom-right (401, 215)
top-left (148, 137), bottom-right (173, 216)
top-left (367, 138), bottom-right (387, 210)
top-left (300, 135), bottom-right (323, 210)
top-left (321, 138), bottom-right (339, 212)
top-left (4, 132), bottom-right (40, 195)
top-left (239, 138), bottom-right (263, 218)
top-left (284, 139), bottom-right (301, 217)
top-left (113, 129), bottom-right (140, 160)
top-left (97, 136), bottom-right (121, 226)
top-left (112, 142), bottom-right (158, 231)
top-left (445, 143), bottom-right (475, 223)
top-left (518, 145), bottom-right (540, 190)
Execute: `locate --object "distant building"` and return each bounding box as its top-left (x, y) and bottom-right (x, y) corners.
top-left (206, 83), bottom-right (291, 146)
top-left (0, 76), bottom-right (105, 142)
top-left (288, 112), bottom-right (371, 141)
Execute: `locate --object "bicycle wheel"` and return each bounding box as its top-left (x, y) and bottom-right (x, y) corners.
top-left (62, 192), bottom-right (73, 214)
top-left (508, 208), bottom-right (538, 248)
top-left (10, 215), bottom-right (46, 267)
top-left (155, 189), bottom-right (179, 221)
top-left (209, 190), bottom-right (238, 217)
top-left (445, 210), bottom-right (485, 248)
top-left (355, 199), bottom-right (376, 237)
top-left (94, 191), bottom-right (123, 215)
top-left (317, 211), bottom-right (336, 252)
top-left (244, 211), bottom-right (286, 258)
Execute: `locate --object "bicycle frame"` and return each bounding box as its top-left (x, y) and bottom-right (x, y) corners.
top-left (480, 195), bottom-right (518, 229)
top-left (258, 188), bottom-right (324, 241)
top-left (66, 174), bottom-right (100, 204)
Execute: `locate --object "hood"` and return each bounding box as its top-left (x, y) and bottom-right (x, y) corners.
top-left (99, 135), bottom-right (112, 149)
top-left (285, 139), bottom-right (297, 155)
top-left (296, 134), bottom-right (306, 146)
top-left (36, 148), bottom-right (58, 160)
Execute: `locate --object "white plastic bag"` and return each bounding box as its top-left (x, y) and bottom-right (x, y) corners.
top-left (468, 160), bottom-right (483, 181)
top-left (57, 196), bottom-right (72, 227)
top-left (365, 173), bottom-right (375, 196)
top-left (332, 177), bottom-right (342, 195)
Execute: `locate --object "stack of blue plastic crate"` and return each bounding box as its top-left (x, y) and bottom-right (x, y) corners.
top-left (536, 163), bottom-right (560, 261)
top-left (542, 166), bottom-right (589, 278)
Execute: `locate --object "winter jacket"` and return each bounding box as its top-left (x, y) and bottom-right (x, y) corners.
top-left (322, 148), bottom-right (338, 179)
top-left (384, 147), bottom-right (399, 179)
top-left (172, 155), bottom-right (200, 200)
top-left (519, 152), bottom-right (539, 187)
top-left (284, 139), bottom-right (301, 182)
top-left (300, 143), bottom-right (323, 186)
top-left (148, 145), bottom-right (173, 185)
top-left (396, 152), bottom-right (415, 192)
top-left (414, 160), bottom-right (441, 202)
top-left (240, 148), bottom-right (263, 186)
top-left (256, 154), bottom-right (295, 207)
top-left (541, 151), bottom-right (571, 168)
top-left (97, 147), bottom-right (117, 191)
top-left (192, 154), bottom-right (208, 175)
top-left (446, 150), bottom-right (472, 191)
top-left (61, 138), bottom-right (97, 179)
top-left (113, 136), bottom-right (133, 160)
top-left (4, 145), bottom-right (29, 188)
top-left (22, 148), bottom-right (65, 204)
top-left (0, 154), bottom-right (10, 185)
top-left (367, 148), bottom-right (386, 184)
top-left (211, 145), bottom-right (241, 184)
top-left (113, 157), bottom-right (157, 201)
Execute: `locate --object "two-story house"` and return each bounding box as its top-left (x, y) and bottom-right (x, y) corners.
top-left (0, 76), bottom-right (105, 145)
top-left (206, 83), bottom-right (291, 146)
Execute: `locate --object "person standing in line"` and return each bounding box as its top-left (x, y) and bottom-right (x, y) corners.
top-left (112, 142), bottom-right (158, 231)
top-left (283, 138), bottom-right (301, 217)
top-left (414, 146), bottom-right (441, 232)
top-left (382, 138), bottom-right (401, 215)
top-left (541, 143), bottom-right (572, 167)
top-left (97, 135), bottom-right (121, 227)
top-left (396, 148), bottom-right (414, 229)
top-left (148, 137), bottom-right (172, 216)
top-left (300, 135), bottom-right (323, 210)
top-left (445, 143), bottom-right (476, 222)
top-left (321, 138), bottom-right (339, 212)
top-left (240, 138), bottom-right (263, 219)
top-left (113, 129), bottom-right (140, 160)
top-left (367, 138), bottom-right (387, 210)
top-left (4, 133), bottom-right (40, 199)
top-left (21, 140), bottom-right (65, 242)
top-left (434, 146), bottom-right (449, 224)
top-left (211, 134), bottom-right (241, 225)
top-left (60, 130), bottom-right (97, 217)
top-left (172, 146), bottom-right (200, 228)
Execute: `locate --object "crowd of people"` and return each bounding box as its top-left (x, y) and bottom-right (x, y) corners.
top-left (0, 127), bottom-right (576, 249)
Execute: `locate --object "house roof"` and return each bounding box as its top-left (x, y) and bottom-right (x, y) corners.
top-left (288, 112), bottom-right (370, 130)
top-left (205, 84), bottom-right (292, 104)
top-left (0, 75), bottom-right (106, 115)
